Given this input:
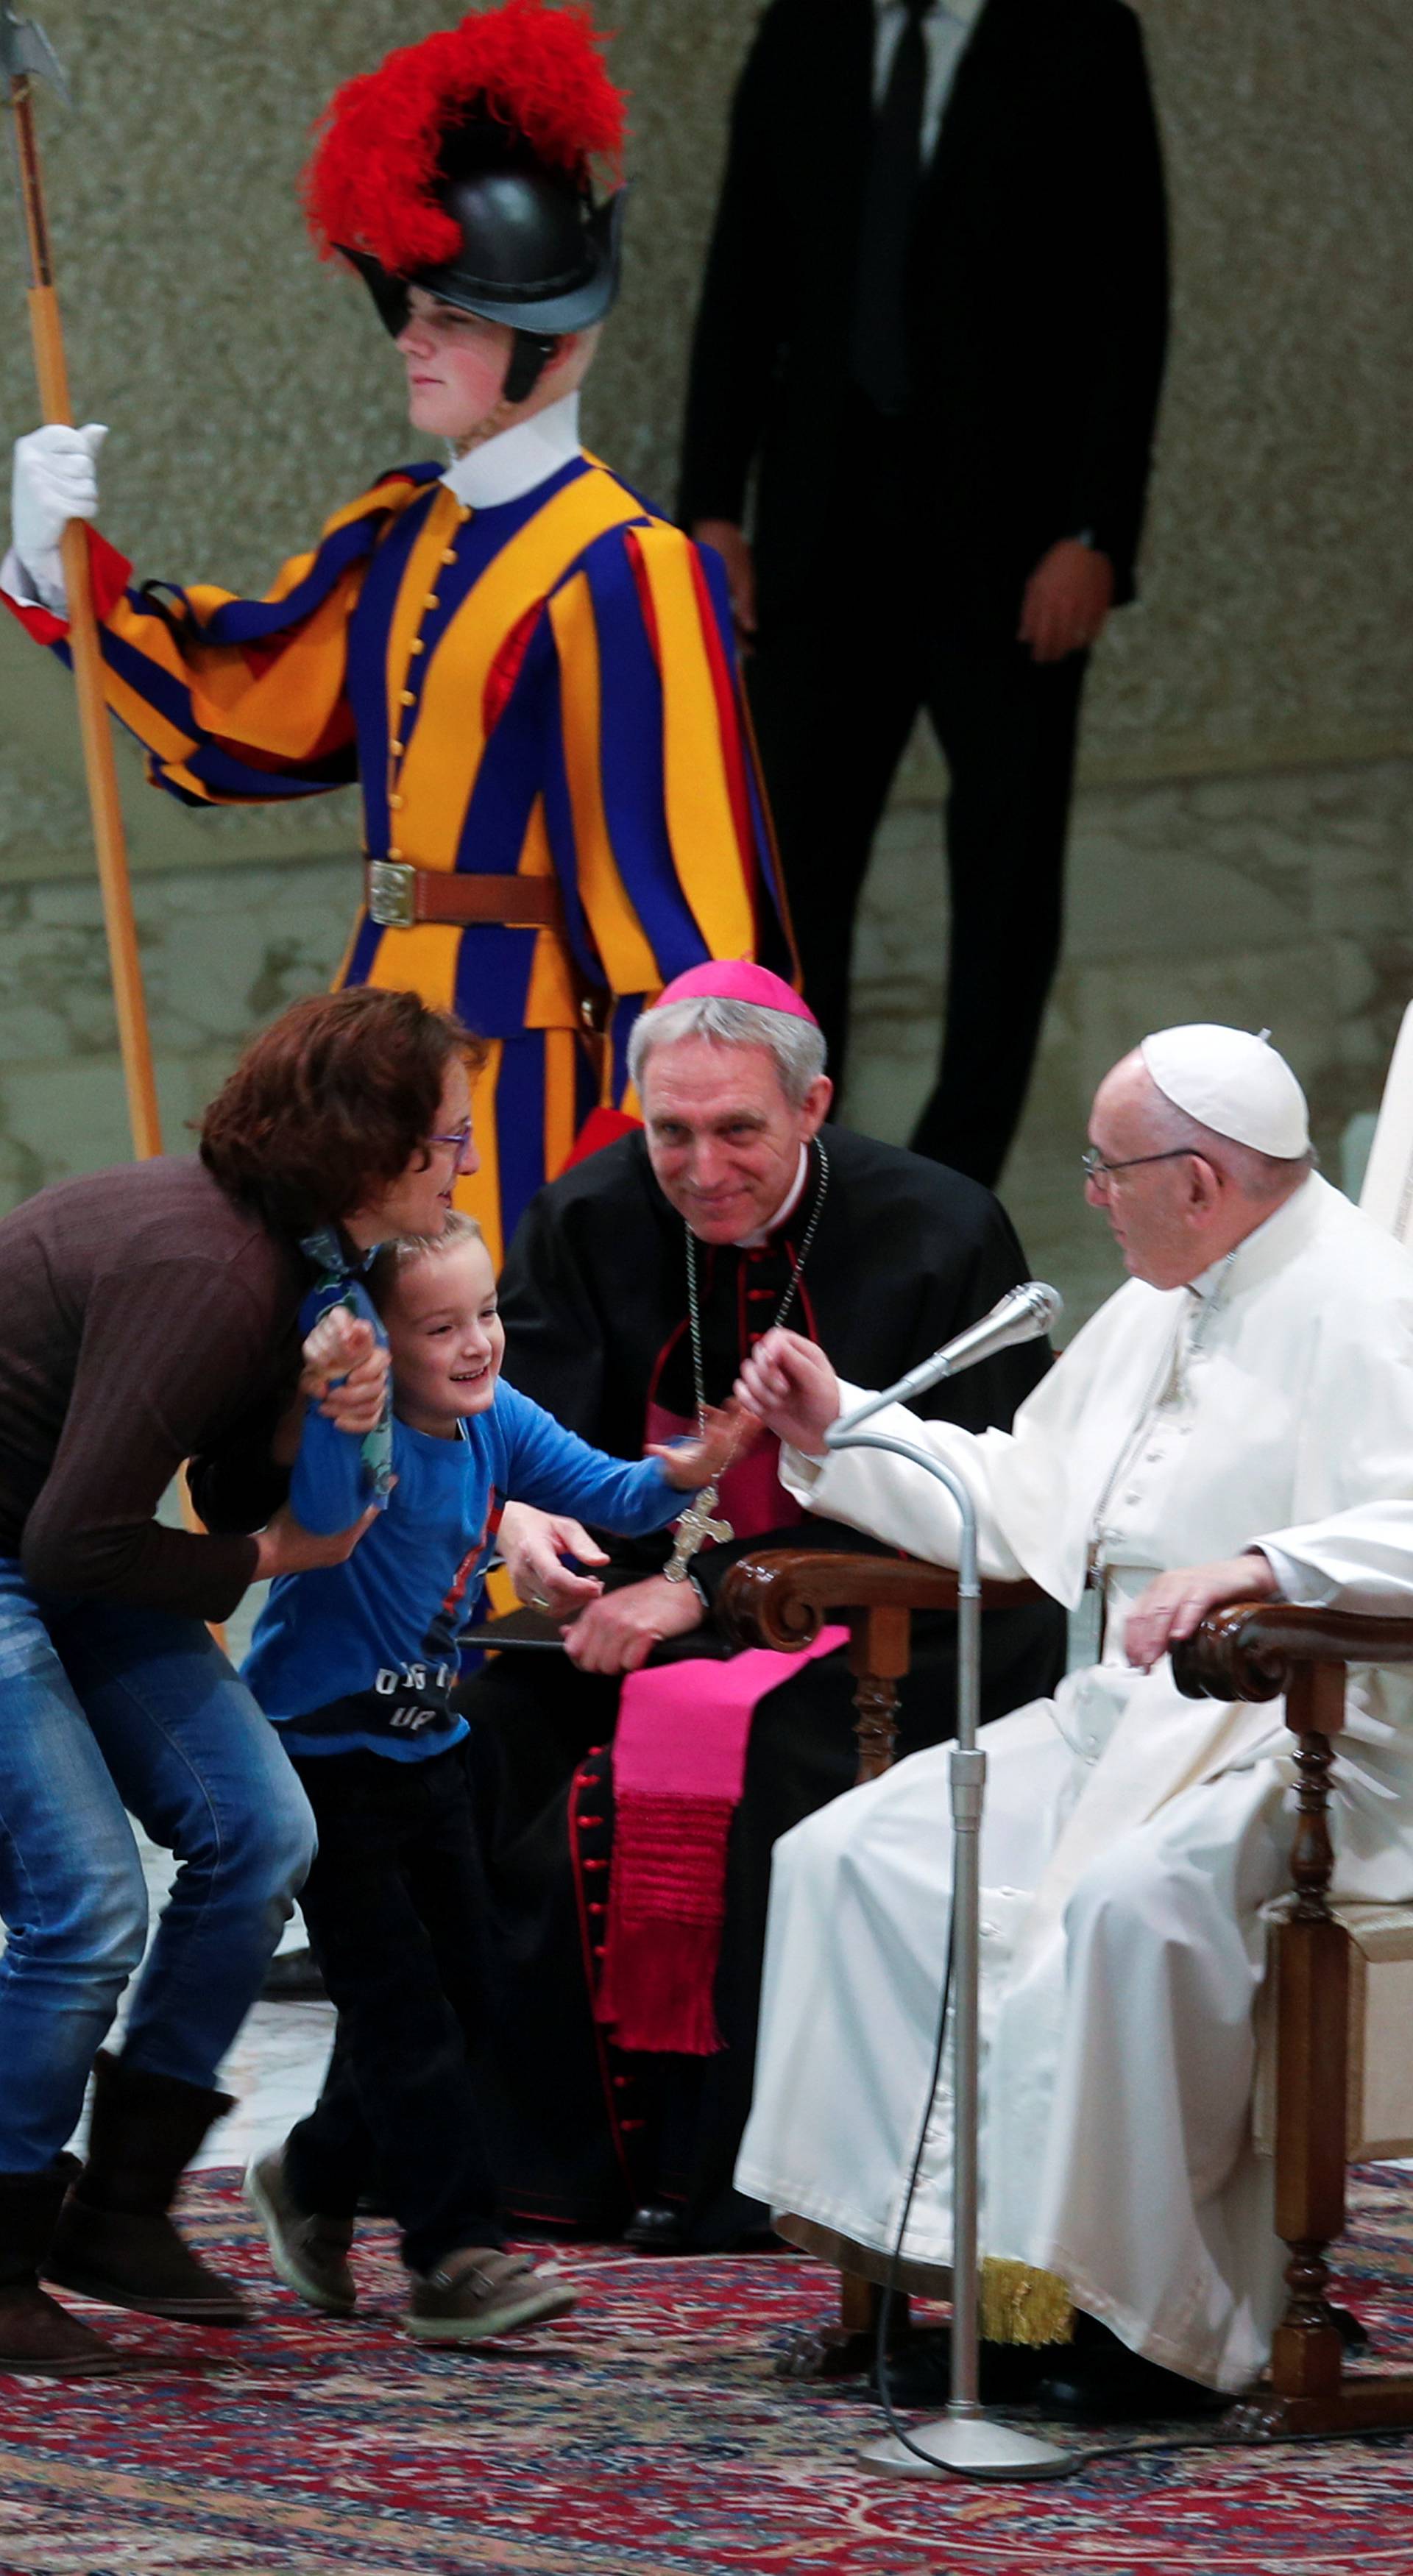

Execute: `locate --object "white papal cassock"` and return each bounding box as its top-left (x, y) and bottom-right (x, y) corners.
top-left (735, 1174), bottom-right (1413, 2391)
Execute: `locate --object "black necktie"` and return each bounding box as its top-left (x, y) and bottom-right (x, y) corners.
top-left (849, 0), bottom-right (931, 417)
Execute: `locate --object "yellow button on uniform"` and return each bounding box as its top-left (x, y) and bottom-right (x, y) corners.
top-left (390, 738), bottom-right (405, 757)
top-left (389, 793), bottom-right (404, 811)
top-left (409, 639), bottom-right (425, 655)
top-left (440, 548), bottom-right (457, 566)
top-left (388, 848), bottom-right (403, 863)
top-left (423, 594), bottom-right (440, 611)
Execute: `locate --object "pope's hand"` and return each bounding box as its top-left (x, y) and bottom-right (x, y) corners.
top-left (1125, 1551), bottom-right (1278, 1673)
top-left (497, 1498), bottom-right (608, 1617)
top-left (11, 422), bottom-right (107, 606)
top-left (561, 1572), bottom-right (704, 1675)
top-left (735, 1327), bottom-right (840, 1455)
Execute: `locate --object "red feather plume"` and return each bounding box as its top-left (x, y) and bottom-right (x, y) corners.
top-left (304, 0), bottom-right (626, 273)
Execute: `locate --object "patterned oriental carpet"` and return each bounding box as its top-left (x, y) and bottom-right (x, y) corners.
top-left (4, 2170), bottom-right (1413, 2575)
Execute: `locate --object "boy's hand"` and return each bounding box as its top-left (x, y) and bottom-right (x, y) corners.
top-left (253, 1501), bottom-right (380, 1582)
top-left (300, 1309), bottom-right (390, 1434)
top-left (735, 1328), bottom-right (841, 1455)
top-left (498, 1500), bottom-right (608, 1617)
top-left (647, 1400), bottom-right (759, 1491)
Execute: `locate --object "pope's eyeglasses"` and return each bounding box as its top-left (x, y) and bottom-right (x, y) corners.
top-left (1081, 1144), bottom-right (1194, 1187)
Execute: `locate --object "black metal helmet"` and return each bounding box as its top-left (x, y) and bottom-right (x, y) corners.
top-left (306, 4), bottom-right (629, 407)
top-left (342, 132), bottom-right (626, 403)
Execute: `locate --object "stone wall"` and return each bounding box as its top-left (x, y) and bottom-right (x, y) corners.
top-left (1, 0), bottom-right (1409, 1324)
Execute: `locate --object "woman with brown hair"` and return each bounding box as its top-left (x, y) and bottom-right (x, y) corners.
top-left (0, 986), bottom-right (479, 2379)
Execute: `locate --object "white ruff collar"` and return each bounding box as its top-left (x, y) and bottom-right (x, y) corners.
top-left (442, 394), bottom-right (583, 511)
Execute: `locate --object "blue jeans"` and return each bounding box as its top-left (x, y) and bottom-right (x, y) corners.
top-left (0, 1559), bottom-right (316, 2172)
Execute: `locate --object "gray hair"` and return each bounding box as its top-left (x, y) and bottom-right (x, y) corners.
top-left (1141, 1086), bottom-right (1315, 1204)
top-left (366, 1208), bottom-right (486, 1312)
top-left (628, 996), bottom-right (827, 1108)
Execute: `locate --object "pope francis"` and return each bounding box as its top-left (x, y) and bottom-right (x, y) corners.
top-left (733, 1025), bottom-right (1413, 2413)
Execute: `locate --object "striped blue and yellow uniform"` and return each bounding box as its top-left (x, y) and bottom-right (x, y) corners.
top-left (29, 453), bottom-right (791, 1261)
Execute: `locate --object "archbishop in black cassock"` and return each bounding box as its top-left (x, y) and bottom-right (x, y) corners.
top-left (459, 1122), bottom-right (1065, 2247)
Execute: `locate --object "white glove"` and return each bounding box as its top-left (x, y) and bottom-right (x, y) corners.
top-left (9, 421), bottom-right (107, 614)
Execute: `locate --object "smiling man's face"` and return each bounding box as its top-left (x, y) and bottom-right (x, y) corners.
top-left (639, 1036), bottom-right (831, 1244)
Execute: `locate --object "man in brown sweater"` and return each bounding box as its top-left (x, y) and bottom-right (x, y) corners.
top-left (0, 986), bottom-right (481, 2377)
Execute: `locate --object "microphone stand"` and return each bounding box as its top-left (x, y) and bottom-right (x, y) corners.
top-left (820, 1419), bottom-right (1069, 2481)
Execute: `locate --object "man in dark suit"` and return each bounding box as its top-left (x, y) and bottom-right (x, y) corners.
top-left (679, 0), bottom-right (1169, 1186)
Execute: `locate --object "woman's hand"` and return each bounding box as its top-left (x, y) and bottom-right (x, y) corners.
top-left (300, 1310), bottom-right (390, 1436)
top-left (735, 1328), bottom-right (841, 1455)
top-left (497, 1498), bottom-right (609, 1618)
top-left (1124, 1551), bottom-right (1278, 1673)
top-left (648, 1400), bottom-right (759, 1491)
top-left (253, 1501), bottom-right (380, 1582)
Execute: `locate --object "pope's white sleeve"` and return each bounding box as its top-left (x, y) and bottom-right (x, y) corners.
top-left (1250, 1501), bottom-right (1413, 1613)
top-left (778, 1384), bottom-right (1027, 1579)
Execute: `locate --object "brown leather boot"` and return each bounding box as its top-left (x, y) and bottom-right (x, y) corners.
top-left (45, 2053), bottom-right (249, 2325)
top-left (0, 2159), bottom-right (133, 2377)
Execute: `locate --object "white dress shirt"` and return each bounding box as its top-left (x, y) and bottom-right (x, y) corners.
top-left (871, 0), bottom-right (985, 161)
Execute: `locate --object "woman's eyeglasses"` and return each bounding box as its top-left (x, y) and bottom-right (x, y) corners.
top-left (428, 1119), bottom-right (473, 1160)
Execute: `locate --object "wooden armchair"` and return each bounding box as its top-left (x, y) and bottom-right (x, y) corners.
top-left (723, 1557), bottom-right (1413, 2427)
top-left (1173, 1596), bottom-right (1413, 2438)
top-left (720, 1547), bottom-right (1044, 2375)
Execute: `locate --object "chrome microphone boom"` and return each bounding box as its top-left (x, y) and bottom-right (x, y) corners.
top-left (826, 1282), bottom-right (1062, 1443)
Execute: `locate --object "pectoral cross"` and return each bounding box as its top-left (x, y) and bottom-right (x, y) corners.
top-left (665, 1482), bottom-right (734, 1582)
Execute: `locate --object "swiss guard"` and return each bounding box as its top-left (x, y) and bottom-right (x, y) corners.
top-left (4, 0), bottom-right (792, 1259)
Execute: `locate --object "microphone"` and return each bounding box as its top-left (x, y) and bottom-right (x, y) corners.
top-left (826, 1282), bottom-right (1062, 1443)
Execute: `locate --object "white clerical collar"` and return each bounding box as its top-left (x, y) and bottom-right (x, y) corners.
top-left (1186, 1170), bottom-right (1325, 1306)
top-left (871, 0), bottom-right (985, 25)
top-left (442, 393), bottom-right (582, 511)
top-left (735, 1147), bottom-right (810, 1249)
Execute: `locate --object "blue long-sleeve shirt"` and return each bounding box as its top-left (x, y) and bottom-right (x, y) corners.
top-left (242, 1379), bottom-right (685, 1762)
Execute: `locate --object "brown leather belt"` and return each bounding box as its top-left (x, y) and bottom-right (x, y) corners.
top-left (365, 859), bottom-right (567, 935)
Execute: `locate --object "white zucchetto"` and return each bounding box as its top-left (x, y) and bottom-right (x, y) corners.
top-left (1139, 1025), bottom-right (1310, 1158)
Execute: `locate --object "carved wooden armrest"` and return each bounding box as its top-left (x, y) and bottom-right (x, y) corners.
top-left (1172, 1601), bottom-right (1413, 1707)
top-left (718, 1549), bottom-right (1044, 1654)
top-left (1172, 1597), bottom-right (1413, 2433)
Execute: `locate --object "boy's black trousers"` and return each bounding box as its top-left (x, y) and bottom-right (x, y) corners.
top-left (283, 1741), bottom-right (505, 2276)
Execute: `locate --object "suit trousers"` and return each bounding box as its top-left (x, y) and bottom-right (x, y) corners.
top-left (747, 511), bottom-right (1088, 1189)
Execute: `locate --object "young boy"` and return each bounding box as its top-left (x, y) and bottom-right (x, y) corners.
top-left (241, 1212), bottom-right (739, 2343)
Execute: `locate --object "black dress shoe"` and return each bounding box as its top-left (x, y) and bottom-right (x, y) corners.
top-left (1035, 2318), bottom-right (1229, 2424)
top-left (871, 2325), bottom-right (1063, 2410)
top-left (623, 2202), bottom-right (687, 2254)
top-left (261, 1948), bottom-right (328, 2003)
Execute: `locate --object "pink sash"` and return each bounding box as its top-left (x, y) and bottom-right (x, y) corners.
top-left (595, 1628), bottom-right (849, 2054)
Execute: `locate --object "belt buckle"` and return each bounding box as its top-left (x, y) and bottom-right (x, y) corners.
top-left (367, 860), bottom-right (416, 930)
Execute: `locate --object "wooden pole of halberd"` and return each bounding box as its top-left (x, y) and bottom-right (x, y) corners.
top-left (9, 67), bottom-right (163, 1159)
top-left (8, 60), bottom-right (233, 1643)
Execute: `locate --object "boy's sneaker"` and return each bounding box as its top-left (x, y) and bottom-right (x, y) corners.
top-left (244, 2147), bottom-right (356, 2317)
top-left (406, 2248), bottom-right (576, 2344)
